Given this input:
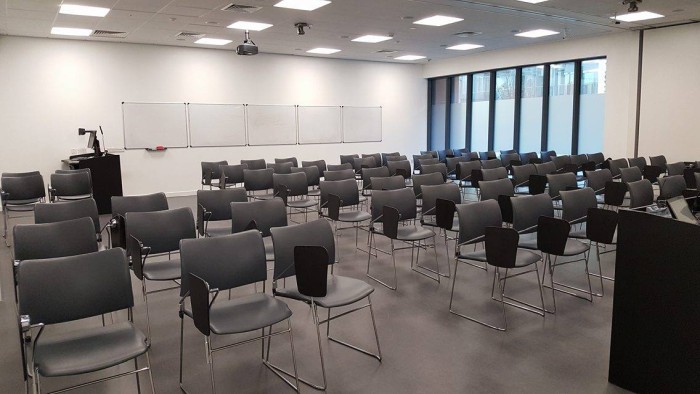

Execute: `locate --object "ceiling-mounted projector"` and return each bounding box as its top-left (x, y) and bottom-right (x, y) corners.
top-left (236, 30), bottom-right (258, 55)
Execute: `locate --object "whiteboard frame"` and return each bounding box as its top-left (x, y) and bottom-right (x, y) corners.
top-left (341, 106), bottom-right (383, 144)
top-left (121, 101), bottom-right (190, 150)
top-left (187, 102), bottom-right (247, 148)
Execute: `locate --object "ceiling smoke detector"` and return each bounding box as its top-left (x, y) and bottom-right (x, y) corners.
top-left (295, 22), bottom-right (310, 35)
top-left (623, 0), bottom-right (641, 12)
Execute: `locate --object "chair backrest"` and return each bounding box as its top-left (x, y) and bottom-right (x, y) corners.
top-left (19, 248), bottom-right (133, 325)
top-left (628, 157), bottom-right (647, 170)
top-left (552, 155), bottom-right (572, 170)
top-left (620, 166), bottom-right (642, 183)
top-left (445, 157), bottom-right (468, 174)
top-left (500, 153), bottom-right (521, 167)
top-left (361, 166), bottom-right (391, 190)
top-left (479, 151), bottom-right (497, 161)
top-left (291, 166), bottom-right (320, 187)
top-left (243, 168), bottom-right (274, 192)
top-left (271, 219), bottom-right (335, 280)
top-left (340, 154), bottom-right (360, 166)
top-left (609, 158), bottom-right (629, 177)
top-left (511, 193), bottom-right (554, 233)
top-left (50, 172), bottom-right (92, 198)
top-left (604, 181), bottom-right (628, 206)
top-left (323, 168), bottom-right (356, 181)
top-left (413, 154), bottom-right (434, 172)
top-left (585, 169), bottom-right (613, 193)
top-left (421, 150), bottom-right (439, 159)
top-left (275, 157), bottom-right (298, 167)
top-left (387, 160), bottom-right (412, 179)
top-left (421, 163), bottom-right (448, 180)
top-left (649, 155), bottom-right (667, 171)
top-left (13, 217), bottom-right (98, 261)
top-left (197, 188), bottom-right (247, 221)
top-left (267, 162), bottom-right (293, 174)
top-left (126, 207), bottom-right (195, 254)
top-left (385, 155), bottom-right (408, 162)
top-left (481, 159), bottom-right (502, 169)
top-left (320, 179), bottom-right (360, 208)
top-left (520, 152), bottom-right (539, 165)
top-left (479, 178), bottom-right (514, 201)
top-left (512, 164), bottom-right (537, 186)
top-left (456, 199), bottom-right (502, 245)
top-left (371, 187), bottom-right (416, 222)
top-left (418, 158), bottom-right (440, 171)
top-left (456, 160), bottom-right (481, 180)
top-left (435, 198), bottom-right (457, 231)
top-left (231, 198), bottom-right (287, 237)
top-left (220, 164), bottom-right (247, 187)
top-left (179, 230), bottom-right (266, 297)
top-left (1, 172), bottom-right (46, 201)
top-left (437, 149), bottom-right (449, 162)
top-left (571, 154), bottom-right (589, 166)
top-left (34, 198), bottom-right (100, 235)
top-left (546, 172), bottom-right (577, 199)
top-left (371, 175), bottom-right (406, 191)
top-left (560, 187), bottom-right (597, 224)
top-left (696, 173), bottom-right (700, 191)
top-left (201, 161), bottom-right (228, 185)
top-left (362, 153), bottom-right (382, 168)
top-left (586, 208), bottom-right (618, 244)
top-left (301, 159), bottom-right (327, 178)
top-left (658, 175), bottom-right (687, 200)
top-left (327, 163), bottom-right (353, 171)
top-left (420, 183), bottom-right (460, 217)
top-left (381, 152), bottom-right (401, 166)
top-left (667, 162), bottom-right (686, 176)
top-left (111, 192), bottom-right (168, 217)
top-left (537, 216), bottom-right (570, 255)
top-left (627, 179), bottom-right (654, 208)
top-left (534, 161), bottom-right (557, 175)
top-left (240, 159), bottom-right (266, 170)
top-left (588, 152), bottom-right (605, 165)
top-left (461, 151), bottom-right (480, 160)
top-left (412, 172), bottom-right (444, 197)
top-left (540, 150), bottom-right (556, 162)
top-left (482, 167), bottom-right (508, 181)
top-left (294, 246), bottom-right (330, 298)
top-left (485, 227), bottom-right (520, 269)
top-left (273, 172), bottom-right (309, 197)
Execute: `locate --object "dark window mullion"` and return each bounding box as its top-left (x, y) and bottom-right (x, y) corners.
top-left (541, 64), bottom-right (551, 152)
top-left (487, 70), bottom-right (497, 151)
top-left (445, 77), bottom-right (452, 150)
top-left (571, 61), bottom-right (582, 154)
top-left (427, 79), bottom-right (433, 150)
top-left (466, 74), bottom-right (473, 151)
top-left (514, 68), bottom-right (523, 152)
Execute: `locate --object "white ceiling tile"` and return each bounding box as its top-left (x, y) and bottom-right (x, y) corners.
top-left (7, 0), bottom-right (58, 12)
top-left (113, 0), bottom-right (173, 13)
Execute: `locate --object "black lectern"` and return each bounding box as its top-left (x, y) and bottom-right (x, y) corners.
top-left (63, 154), bottom-right (123, 214)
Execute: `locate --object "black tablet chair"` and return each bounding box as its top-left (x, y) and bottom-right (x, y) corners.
top-left (231, 198), bottom-right (288, 262)
top-left (240, 158), bottom-right (266, 170)
top-left (520, 152), bottom-right (540, 165)
top-left (649, 155), bottom-right (667, 172)
top-left (546, 172), bottom-right (578, 207)
top-left (552, 155), bottom-right (572, 171)
top-left (479, 151), bottom-right (497, 161)
top-left (292, 165), bottom-right (321, 197)
top-left (385, 155), bottom-right (408, 163)
top-left (446, 157), bottom-right (468, 180)
top-left (201, 161), bottom-right (228, 189)
top-left (48, 171), bottom-right (92, 202)
top-left (420, 183), bottom-right (461, 276)
top-left (1, 171), bottom-right (46, 246)
top-left (658, 175), bottom-right (687, 201)
top-left (585, 208), bottom-right (619, 296)
top-left (197, 188), bottom-right (248, 237)
top-left (627, 179), bottom-right (654, 209)
top-left (381, 152), bottom-right (401, 166)
top-left (371, 175), bottom-right (406, 191)
top-left (362, 153), bottom-right (382, 168)
top-left (449, 199), bottom-right (501, 277)
top-left (110, 192), bottom-right (168, 249)
top-left (243, 168), bottom-right (275, 200)
top-left (421, 163), bottom-right (449, 182)
top-left (479, 178), bottom-right (514, 202)
top-left (367, 188), bottom-right (441, 290)
top-left (603, 181), bottom-right (628, 209)
top-left (178, 231), bottom-right (300, 393)
top-left (540, 150), bottom-right (556, 162)
top-left (34, 198), bottom-right (104, 243)
top-left (561, 187), bottom-right (598, 239)
top-left (319, 179), bottom-right (371, 249)
top-left (273, 172), bottom-right (318, 222)
top-left (126, 207), bottom-right (196, 339)
top-left (456, 160), bottom-right (482, 195)
top-left (620, 166), bottom-right (642, 184)
top-left (511, 193), bottom-right (555, 251)
top-left (512, 164), bottom-right (537, 194)
top-left (270, 219), bottom-right (381, 391)
top-left (19, 248), bottom-right (154, 394)
top-left (387, 160), bottom-right (412, 180)
top-left (412, 172), bottom-right (444, 202)
top-left (585, 169), bottom-right (613, 203)
top-left (219, 164), bottom-right (247, 189)
top-left (323, 168), bottom-right (355, 181)
top-left (412, 154), bottom-right (434, 174)
top-left (535, 161), bottom-right (557, 176)
top-left (421, 150), bottom-right (439, 159)
top-left (628, 157), bottom-right (647, 171)
top-left (267, 162), bottom-right (294, 174)
top-left (361, 166), bottom-right (390, 195)
top-left (339, 154), bottom-right (359, 167)
top-left (301, 159), bottom-right (327, 179)
top-left (481, 159), bottom-right (503, 170)
top-left (275, 157), bottom-right (299, 167)
top-left (608, 158), bottom-right (629, 178)
top-left (326, 163), bottom-right (353, 172)
top-left (588, 152), bottom-right (605, 167)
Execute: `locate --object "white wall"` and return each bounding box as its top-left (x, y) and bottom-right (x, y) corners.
top-left (638, 23), bottom-right (700, 163)
top-left (0, 36), bottom-right (427, 196)
top-left (423, 32), bottom-right (641, 160)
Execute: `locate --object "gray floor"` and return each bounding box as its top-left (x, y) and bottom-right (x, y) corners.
top-left (0, 195), bottom-right (630, 394)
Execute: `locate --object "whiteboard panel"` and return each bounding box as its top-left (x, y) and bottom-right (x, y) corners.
top-left (343, 106), bottom-right (382, 143)
top-left (298, 106), bottom-right (342, 144)
top-left (122, 102), bottom-right (188, 149)
top-left (188, 103), bottom-right (246, 147)
top-left (247, 105), bottom-right (297, 146)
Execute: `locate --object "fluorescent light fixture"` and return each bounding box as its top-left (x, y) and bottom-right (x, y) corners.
top-left (352, 34), bottom-right (392, 43)
top-left (306, 47), bottom-right (340, 54)
top-left (517, 0), bottom-right (548, 4)
top-left (413, 15), bottom-right (463, 27)
top-left (227, 21), bottom-right (273, 31)
top-left (59, 4), bottom-right (110, 17)
top-left (194, 38), bottom-right (232, 46)
top-left (274, 0), bottom-right (331, 11)
top-left (515, 29), bottom-right (559, 38)
top-left (395, 55), bottom-right (425, 61)
top-left (446, 43), bottom-right (484, 51)
top-left (51, 27), bottom-right (92, 36)
top-left (611, 11), bottom-right (664, 22)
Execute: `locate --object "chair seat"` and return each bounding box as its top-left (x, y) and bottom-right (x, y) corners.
top-left (264, 237), bottom-right (275, 261)
top-left (206, 225), bottom-right (231, 238)
top-left (143, 258), bottom-right (181, 281)
top-left (518, 238), bottom-right (539, 250)
top-left (57, 194), bottom-right (92, 201)
top-left (396, 226), bottom-right (434, 241)
top-left (561, 239), bottom-right (590, 256)
top-left (569, 228), bottom-right (587, 239)
top-left (287, 199), bottom-right (317, 209)
top-left (338, 210), bottom-right (371, 223)
top-left (250, 193), bottom-right (275, 200)
top-left (512, 249), bottom-right (541, 267)
top-left (5, 199), bottom-right (42, 208)
top-left (308, 189), bottom-right (321, 196)
top-left (34, 322), bottom-right (148, 377)
top-left (458, 249), bottom-right (487, 262)
top-left (275, 276), bottom-right (374, 308)
top-left (185, 293), bottom-right (292, 335)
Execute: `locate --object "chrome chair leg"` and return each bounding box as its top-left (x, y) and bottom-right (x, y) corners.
top-left (287, 320), bottom-right (301, 393)
top-left (205, 338), bottom-right (216, 394)
top-left (134, 357), bottom-right (141, 394)
top-left (312, 303), bottom-right (328, 391)
top-left (366, 234), bottom-right (398, 290)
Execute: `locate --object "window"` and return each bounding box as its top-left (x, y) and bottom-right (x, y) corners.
top-left (578, 59), bottom-right (606, 154)
top-left (471, 72), bottom-right (490, 152)
top-left (520, 65), bottom-right (544, 153)
top-left (449, 75), bottom-right (468, 149)
top-left (493, 69), bottom-right (516, 152)
top-left (430, 78), bottom-right (448, 150)
top-left (547, 62), bottom-right (575, 154)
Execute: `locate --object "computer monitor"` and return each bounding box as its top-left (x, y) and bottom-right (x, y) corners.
top-left (667, 196), bottom-right (698, 225)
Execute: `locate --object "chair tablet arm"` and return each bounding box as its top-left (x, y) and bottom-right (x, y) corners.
top-left (569, 215), bottom-right (588, 226)
top-left (457, 235), bottom-right (485, 247)
top-left (517, 224), bottom-right (539, 234)
top-left (422, 206), bottom-right (436, 216)
top-left (514, 180), bottom-right (530, 188)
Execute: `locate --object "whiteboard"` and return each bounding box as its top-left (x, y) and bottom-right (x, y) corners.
top-left (247, 105), bottom-right (297, 146)
top-left (188, 103), bottom-right (246, 147)
top-left (122, 102), bottom-right (188, 149)
top-left (343, 106), bottom-right (382, 143)
top-left (298, 106), bottom-right (342, 144)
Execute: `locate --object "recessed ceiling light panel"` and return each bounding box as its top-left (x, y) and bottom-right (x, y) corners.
top-left (611, 11), bottom-right (664, 22)
top-left (307, 47), bottom-right (340, 54)
top-left (51, 27), bottom-right (93, 36)
top-left (227, 21), bottom-right (273, 31)
top-left (352, 34), bottom-right (392, 43)
top-left (446, 43), bottom-right (484, 51)
top-left (515, 29), bottom-right (559, 38)
top-left (59, 4), bottom-right (110, 17)
top-left (395, 55), bottom-right (426, 61)
top-left (195, 38), bottom-right (232, 46)
top-left (413, 15), bottom-right (463, 26)
top-left (274, 0), bottom-right (331, 11)
top-left (516, 0), bottom-right (548, 4)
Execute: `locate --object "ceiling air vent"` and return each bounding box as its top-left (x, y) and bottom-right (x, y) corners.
top-left (176, 31), bottom-right (205, 39)
top-left (453, 31), bottom-right (483, 38)
top-left (376, 49), bottom-right (398, 54)
top-left (221, 3), bottom-right (262, 13)
top-left (91, 30), bottom-right (128, 38)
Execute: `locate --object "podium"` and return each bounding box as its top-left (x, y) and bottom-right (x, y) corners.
top-left (62, 154), bottom-right (123, 214)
